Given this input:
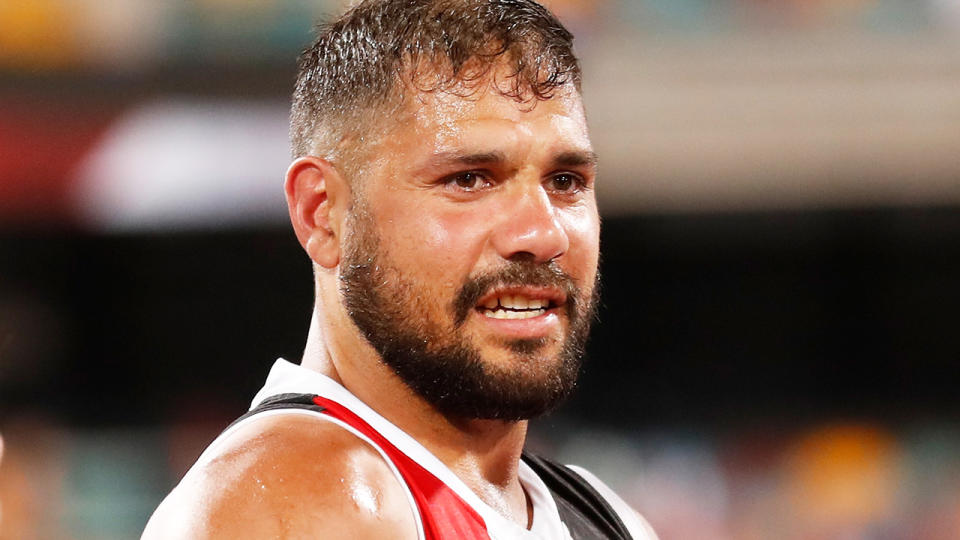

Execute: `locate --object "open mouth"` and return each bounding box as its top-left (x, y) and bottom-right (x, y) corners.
top-left (476, 292), bottom-right (562, 320)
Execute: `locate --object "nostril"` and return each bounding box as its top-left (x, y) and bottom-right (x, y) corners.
top-left (508, 252), bottom-right (537, 263)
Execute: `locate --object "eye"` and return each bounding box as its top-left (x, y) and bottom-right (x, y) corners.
top-left (547, 173), bottom-right (584, 194)
top-left (445, 171), bottom-right (491, 192)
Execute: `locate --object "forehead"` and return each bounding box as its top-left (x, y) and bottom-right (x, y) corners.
top-left (390, 84), bottom-right (591, 154)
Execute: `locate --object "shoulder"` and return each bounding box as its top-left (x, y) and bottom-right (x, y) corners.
top-left (142, 412), bottom-right (419, 539)
top-left (565, 464), bottom-right (659, 540)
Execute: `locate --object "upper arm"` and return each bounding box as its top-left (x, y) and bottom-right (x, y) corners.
top-left (142, 414), bottom-right (420, 539)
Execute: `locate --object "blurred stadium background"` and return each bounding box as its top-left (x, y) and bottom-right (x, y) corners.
top-left (1, 0), bottom-right (959, 538)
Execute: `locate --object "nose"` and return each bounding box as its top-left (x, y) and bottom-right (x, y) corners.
top-left (491, 185), bottom-right (569, 263)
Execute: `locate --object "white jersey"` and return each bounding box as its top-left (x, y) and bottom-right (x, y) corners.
top-left (197, 359), bottom-right (657, 540)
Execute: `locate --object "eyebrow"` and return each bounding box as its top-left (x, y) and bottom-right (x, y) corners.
top-left (430, 151), bottom-right (507, 167)
top-left (429, 149), bottom-right (598, 168)
top-left (553, 150), bottom-right (598, 169)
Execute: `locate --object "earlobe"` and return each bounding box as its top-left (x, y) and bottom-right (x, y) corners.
top-left (285, 157), bottom-right (347, 269)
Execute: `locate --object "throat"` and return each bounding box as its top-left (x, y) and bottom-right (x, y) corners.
top-left (464, 472), bottom-right (532, 530)
top-left (436, 422), bottom-right (531, 527)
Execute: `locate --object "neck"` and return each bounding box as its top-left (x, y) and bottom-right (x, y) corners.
top-left (300, 304), bottom-right (532, 526)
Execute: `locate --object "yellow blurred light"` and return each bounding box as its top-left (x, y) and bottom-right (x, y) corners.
top-left (0, 0), bottom-right (80, 69)
top-left (783, 423), bottom-right (901, 527)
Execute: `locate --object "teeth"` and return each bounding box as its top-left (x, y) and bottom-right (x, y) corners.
top-left (483, 308), bottom-right (547, 320)
top-left (481, 295), bottom-right (551, 313)
top-left (501, 295), bottom-right (532, 310)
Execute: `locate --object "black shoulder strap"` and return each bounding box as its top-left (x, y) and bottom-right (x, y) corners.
top-left (522, 452), bottom-right (633, 540)
top-left (224, 392), bottom-right (326, 432)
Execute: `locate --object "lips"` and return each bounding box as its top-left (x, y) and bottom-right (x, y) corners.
top-left (452, 260), bottom-right (578, 328)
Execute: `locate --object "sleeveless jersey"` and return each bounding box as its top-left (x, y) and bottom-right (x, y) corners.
top-left (197, 359), bottom-right (658, 540)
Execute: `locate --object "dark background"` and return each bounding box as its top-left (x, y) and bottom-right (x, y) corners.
top-left (4, 208), bottom-right (958, 430)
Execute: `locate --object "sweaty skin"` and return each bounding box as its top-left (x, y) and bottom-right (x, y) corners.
top-left (142, 82), bottom-right (599, 538)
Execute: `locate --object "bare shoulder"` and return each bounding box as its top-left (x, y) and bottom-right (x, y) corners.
top-left (142, 413), bottom-right (419, 539)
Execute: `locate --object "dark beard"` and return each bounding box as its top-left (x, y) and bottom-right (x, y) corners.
top-left (339, 212), bottom-right (598, 421)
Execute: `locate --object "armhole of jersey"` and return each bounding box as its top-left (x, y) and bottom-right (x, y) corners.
top-left (565, 465), bottom-right (659, 540)
top-left (198, 408), bottom-right (427, 540)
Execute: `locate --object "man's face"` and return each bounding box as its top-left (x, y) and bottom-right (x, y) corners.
top-left (339, 83), bottom-right (600, 420)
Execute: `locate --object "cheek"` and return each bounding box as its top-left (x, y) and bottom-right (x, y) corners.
top-left (562, 206), bottom-right (601, 279)
top-left (384, 205), bottom-right (488, 284)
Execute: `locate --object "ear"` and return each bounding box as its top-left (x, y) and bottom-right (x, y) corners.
top-left (285, 156), bottom-right (349, 269)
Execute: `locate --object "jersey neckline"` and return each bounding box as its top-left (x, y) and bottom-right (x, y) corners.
top-left (251, 358), bottom-right (569, 539)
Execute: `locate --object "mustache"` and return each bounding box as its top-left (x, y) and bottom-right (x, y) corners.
top-left (452, 260), bottom-right (580, 327)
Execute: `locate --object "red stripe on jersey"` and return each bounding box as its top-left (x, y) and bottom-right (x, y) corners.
top-left (312, 395), bottom-right (490, 540)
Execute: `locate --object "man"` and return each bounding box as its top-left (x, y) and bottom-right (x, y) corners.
top-left (143, 0), bottom-right (656, 538)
